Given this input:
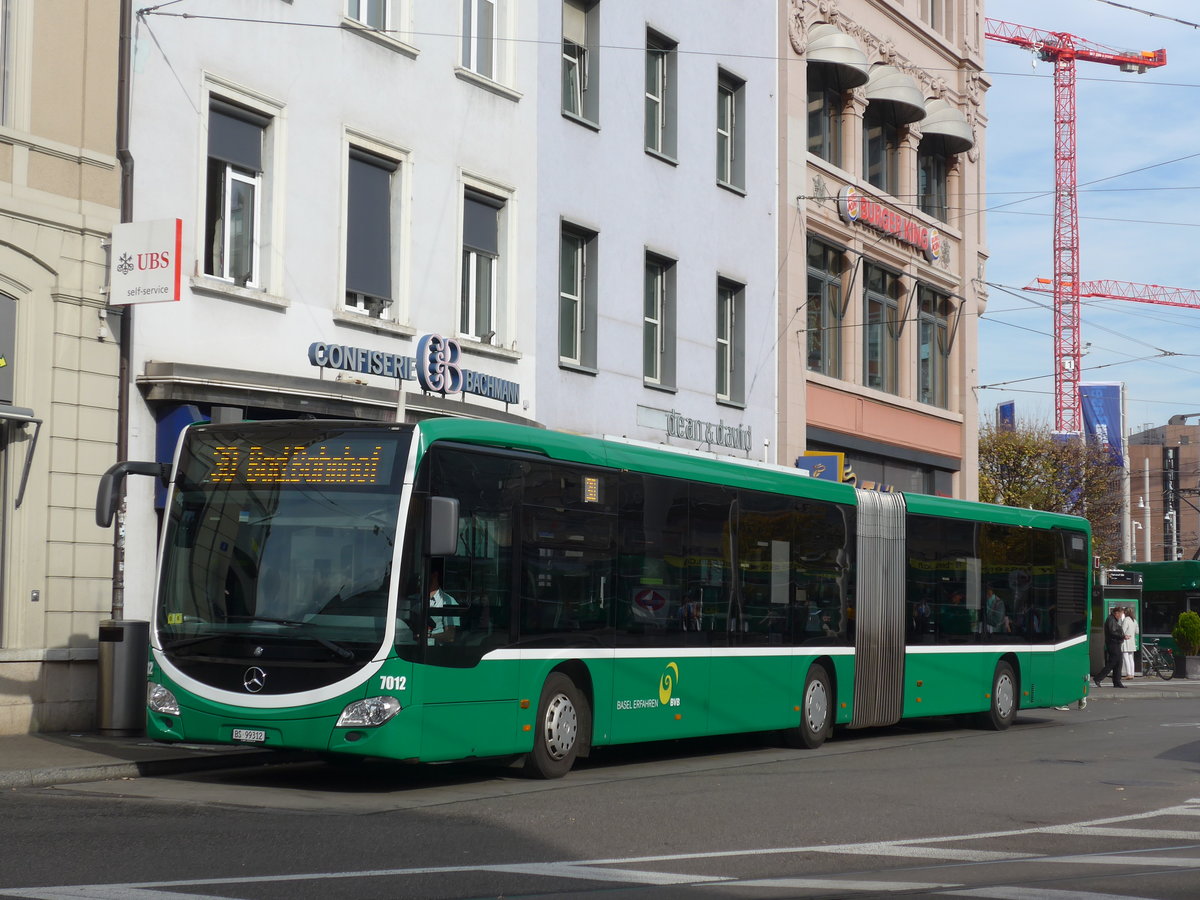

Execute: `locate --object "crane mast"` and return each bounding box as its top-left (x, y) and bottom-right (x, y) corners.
top-left (984, 19), bottom-right (1165, 432)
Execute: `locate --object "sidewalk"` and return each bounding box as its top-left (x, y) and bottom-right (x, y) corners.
top-left (2, 679), bottom-right (1197, 790)
top-left (1085, 672), bottom-right (1200, 700)
top-left (0, 731), bottom-right (314, 790)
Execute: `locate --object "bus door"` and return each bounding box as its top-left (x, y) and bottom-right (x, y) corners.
top-left (415, 446), bottom-right (523, 761)
top-left (850, 490), bottom-right (906, 729)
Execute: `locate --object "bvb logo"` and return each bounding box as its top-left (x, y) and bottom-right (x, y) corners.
top-left (658, 661), bottom-right (679, 705)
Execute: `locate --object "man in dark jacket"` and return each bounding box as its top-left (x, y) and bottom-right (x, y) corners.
top-left (1092, 607), bottom-right (1127, 688)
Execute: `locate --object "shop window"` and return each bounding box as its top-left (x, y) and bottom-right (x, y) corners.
top-left (863, 265), bottom-right (900, 394)
top-left (807, 68), bottom-right (844, 166)
top-left (917, 285), bottom-right (950, 408)
top-left (863, 105), bottom-right (900, 194)
top-left (806, 240), bottom-right (844, 378)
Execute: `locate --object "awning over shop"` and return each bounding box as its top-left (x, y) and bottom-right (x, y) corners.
top-left (806, 23), bottom-right (870, 90)
top-left (864, 65), bottom-right (926, 125)
top-left (921, 97), bottom-right (974, 154)
top-left (0, 405), bottom-right (42, 509)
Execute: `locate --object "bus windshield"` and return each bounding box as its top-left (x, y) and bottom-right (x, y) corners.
top-left (156, 423), bottom-right (412, 664)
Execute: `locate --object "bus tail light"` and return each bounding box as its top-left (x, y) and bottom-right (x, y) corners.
top-left (337, 696), bottom-right (401, 728)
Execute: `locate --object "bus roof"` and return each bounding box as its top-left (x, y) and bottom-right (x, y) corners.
top-left (1123, 560), bottom-right (1200, 591)
top-left (413, 418), bottom-right (1090, 535)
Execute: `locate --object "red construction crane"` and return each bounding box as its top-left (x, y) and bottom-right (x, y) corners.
top-left (984, 19), bottom-right (1166, 432)
top-left (1024, 278), bottom-right (1200, 311)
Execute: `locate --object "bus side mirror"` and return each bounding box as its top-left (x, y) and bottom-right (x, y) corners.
top-left (428, 496), bottom-right (460, 557)
top-left (96, 461), bottom-right (171, 527)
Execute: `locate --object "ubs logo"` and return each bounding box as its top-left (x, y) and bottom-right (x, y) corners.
top-left (243, 667), bottom-right (267, 693)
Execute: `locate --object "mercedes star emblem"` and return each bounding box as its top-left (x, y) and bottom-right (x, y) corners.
top-left (243, 666), bottom-right (267, 693)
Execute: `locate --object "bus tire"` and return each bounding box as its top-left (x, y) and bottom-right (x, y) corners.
top-left (785, 664), bottom-right (832, 749)
top-left (523, 672), bottom-right (585, 779)
top-left (979, 660), bottom-right (1017, 731)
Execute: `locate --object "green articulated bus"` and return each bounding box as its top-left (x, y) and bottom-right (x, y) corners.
top-left (97, 418), bottom-right (1093, 778)
top-left (1123, 560), bottom-right (1200, 648)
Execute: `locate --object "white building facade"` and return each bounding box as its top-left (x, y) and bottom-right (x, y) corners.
top-left (119, 2), bottom-right (778, 623)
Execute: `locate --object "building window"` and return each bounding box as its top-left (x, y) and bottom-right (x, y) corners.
top-left (205, 98), bottom-right (270, 287)
top-left (461, 187), bottom-right (504, 343)
top-left (716, 71), bottom-right (745, 190)
top-left (345, 146), bottom-right (398, 319)
top-left (644, 252), bottom-right (676, 388)
top-left (0, 0), bottom-right (12, 126)
top-left (864, 265), bottom-right (900, 394)
top-left (559, 223), bottom-right (597, 368)
top-left (806, 240), bottom-right (843, 378)
top-left (863, 105), bottom-right (899, 195)
top-left (918, 285), bottom-right (951, 408)
top-left (716, 278), bottom-right (745, 404)
top-left (807, 69), bottom-right (843, 167)
top-left (562, 0), bottom-right (599, 122)
top-left (921, 0), bottom-right (954, 41)
top-left (918, 141), bottom-right (949, 221)
top-left (347, 0), bottom-right (387, 29)
top-left (462, 0), bottom-right (496, 79)
top-left (645, 30), bottom-right (677, 158)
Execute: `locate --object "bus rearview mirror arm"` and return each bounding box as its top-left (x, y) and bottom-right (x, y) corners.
top-left (96, 461), bottom-right (171, 528)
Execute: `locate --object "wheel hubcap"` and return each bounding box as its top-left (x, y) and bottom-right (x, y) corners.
top-left (995, 673), bottom-right (1015, 718)
top-left (543, 693), bottom-right (578, 760)
top-left (805, 680), bottom-right (828, 733)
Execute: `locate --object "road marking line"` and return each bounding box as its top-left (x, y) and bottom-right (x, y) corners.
top-left (710, 878), bottom-right (962, 891)
top-left (481, 863), bottom-right (728, 885)
top-left (944, 889), bottom-right (1150, 899)
top-left (824, 844), bottom-right (1035, 862)
top-left (1037, 855), bottom-right (1200, 868)
top-left (1044, 826), bottom-right (1200, 840)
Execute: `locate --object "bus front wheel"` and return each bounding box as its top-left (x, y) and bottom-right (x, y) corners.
top-left (523, 672), bottom-right (585, 779)
top-left (785, 664), bottom-right (832, 749)
top-left (978, 660), bottom-right (1017, 731)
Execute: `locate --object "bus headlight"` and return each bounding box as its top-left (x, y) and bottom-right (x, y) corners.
top-left (336, 696), bottom-right (401, 727)
top-left (147, 682), bottom-right (180, 716)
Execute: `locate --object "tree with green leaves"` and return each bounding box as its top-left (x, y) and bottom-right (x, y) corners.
top-left (978, 423), bottom-right (1123, 564)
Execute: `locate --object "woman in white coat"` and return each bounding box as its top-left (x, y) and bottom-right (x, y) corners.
top-left (1122, 607), bottom-right (1139, 678)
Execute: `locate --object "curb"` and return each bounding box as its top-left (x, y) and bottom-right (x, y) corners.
top-left (0, 749), bottom-right (316, 791)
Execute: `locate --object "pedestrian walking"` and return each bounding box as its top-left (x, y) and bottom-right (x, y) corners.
top-left (1093, 606), bottom-right (1127, 688)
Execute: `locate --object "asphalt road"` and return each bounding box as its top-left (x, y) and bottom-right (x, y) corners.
top-left (2, 698), bottom-right (1199, 899)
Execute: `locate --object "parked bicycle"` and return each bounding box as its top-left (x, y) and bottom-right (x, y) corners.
top-left (1141, 638), bottom-right (1176, 680)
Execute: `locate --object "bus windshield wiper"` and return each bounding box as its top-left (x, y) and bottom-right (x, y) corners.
top-left (227, 615), bottom-right (308, 626)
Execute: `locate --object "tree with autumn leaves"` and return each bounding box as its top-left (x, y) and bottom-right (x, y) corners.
top-left (978, 423), bottom-right (1123, 564)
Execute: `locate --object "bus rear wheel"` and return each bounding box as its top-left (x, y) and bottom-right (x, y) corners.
top-left (978, 660), bottom-right (1017, 731)
top-left (784, 664), bottom-right (832, 749)
top-left (523, 672), bottom-right (585, 779)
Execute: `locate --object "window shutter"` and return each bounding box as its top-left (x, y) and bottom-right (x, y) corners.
top-left (208, 101), bottom-right (268, 173)
top-left (347, 150), bottom-right (396, 301)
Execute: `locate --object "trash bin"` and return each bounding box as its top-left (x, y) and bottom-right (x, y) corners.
top-left (96, 619), bottom-right (149, 735)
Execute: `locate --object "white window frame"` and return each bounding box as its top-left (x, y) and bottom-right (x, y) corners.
top-left (215, 166), bottom-right (262, 287)
top-left (459, 178), bottom-right (511, 345)
top-left (559, 229), bottom-right (585, 366)
top-left (717, 80), bottom-right (734, 186)
top-left (462, 0), bottom-right (497, 80)
top-left (343, 134), bottom-right (407, 321)
top-left (645, 35), bottom-right (667, 155)
top-left (716, 282), bottom-right (735, 401)
top-left (200, 79), bottom-right (285, 298)
top-left (644, 256), bottom-right (666, 384)
top-left (347, 0), bottom-right (387, 30)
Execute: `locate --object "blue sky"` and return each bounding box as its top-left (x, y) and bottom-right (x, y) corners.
top-left (980, 0), bottom-right (1200, 434)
